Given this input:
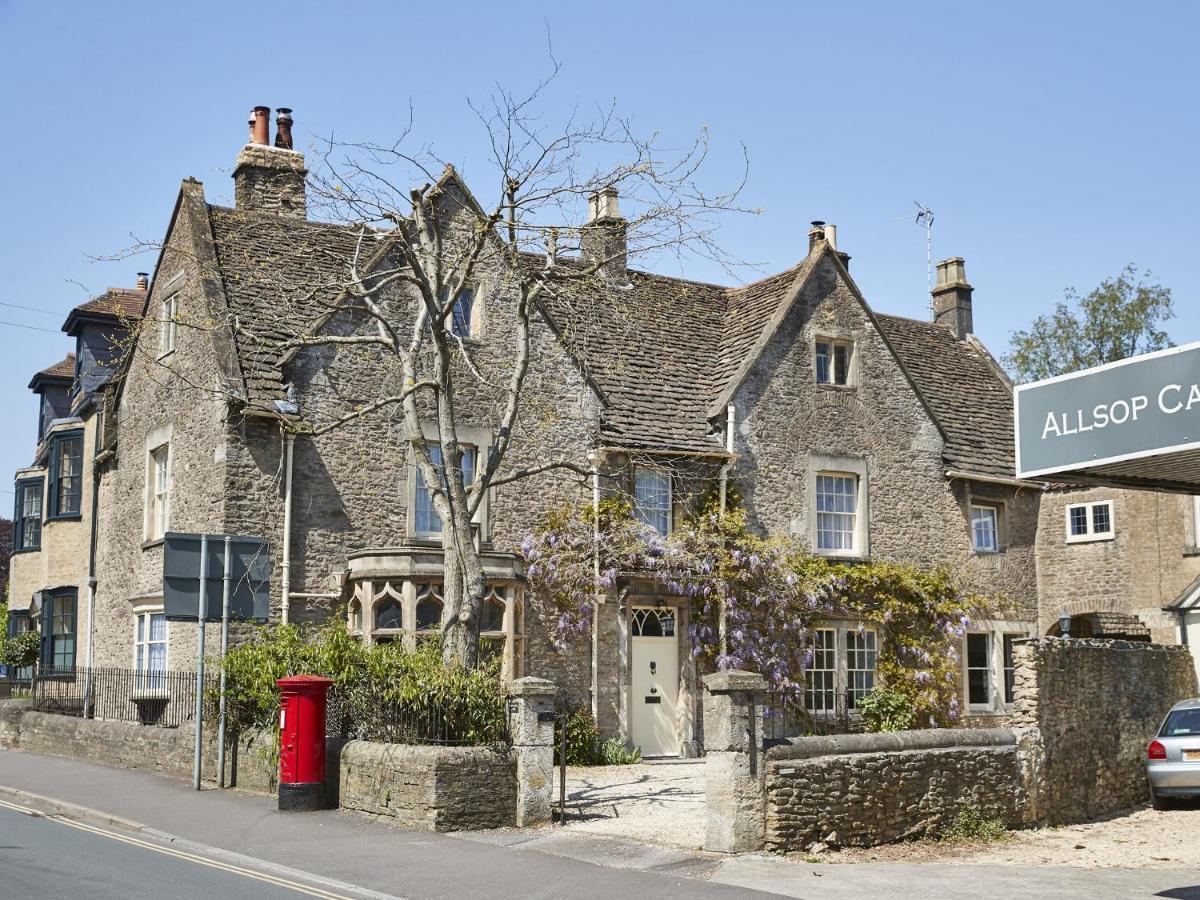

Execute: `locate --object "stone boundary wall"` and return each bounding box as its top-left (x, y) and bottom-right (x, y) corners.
top-left (339, 741), bottom-right (516, 831)
top-left (764, 728), bottom-right (1028, 851)
top-left (1011, 638), bottom-right (1197, 823)
top-left (0, 700), bottom-right (278, 793)
top-left (0, 688), bottom-right (547, 832)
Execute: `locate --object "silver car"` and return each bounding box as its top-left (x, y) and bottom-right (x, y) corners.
top-left (1148, 698), bottom-right (1200, 810)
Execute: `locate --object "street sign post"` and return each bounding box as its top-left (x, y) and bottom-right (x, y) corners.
top-left (1015, 341), bottom-right (1200, 484)
top-left (162, 532), bottom-right (269, 791)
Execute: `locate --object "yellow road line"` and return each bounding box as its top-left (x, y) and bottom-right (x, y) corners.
top-left (0, 797), bottom-right (352, 899)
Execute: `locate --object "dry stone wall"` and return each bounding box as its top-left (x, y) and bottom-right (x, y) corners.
top-left (339, 741), bottom-right (516, 831)
top-left (763, 729), bottom-right (1025, 851)
top-left (1011, 637), bottom-right (1197, 823)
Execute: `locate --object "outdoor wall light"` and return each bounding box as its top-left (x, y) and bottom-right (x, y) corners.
top-left (1059, 612), bottom-right (1072, 638)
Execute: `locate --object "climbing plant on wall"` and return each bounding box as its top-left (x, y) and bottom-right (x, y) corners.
top-left (522, 499), bottom-right (983, 726)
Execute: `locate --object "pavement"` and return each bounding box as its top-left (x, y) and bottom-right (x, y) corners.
top-left (3, 749), bottom-right (1200, 899)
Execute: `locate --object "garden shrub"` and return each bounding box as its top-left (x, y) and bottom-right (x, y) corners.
top-left (857, 688), bottom-right (916, 733)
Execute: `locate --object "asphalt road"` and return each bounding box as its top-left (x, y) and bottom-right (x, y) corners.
top-left (0, 800), bottom-right (352, 899)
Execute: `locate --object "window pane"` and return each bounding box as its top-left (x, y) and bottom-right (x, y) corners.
top-left (967, 633), bottom-right (990, 705)
top-left (633, 468), bottom-right (671, 535)
top-left (57, 437), bottom-right (82, 515)
top-left (846, 629), bottom-right (877, 708)
top-left (1068, 506), bottom-right (1088, 536)
top-left (1003, 635), bottom-right (1017, 704)
top-left (833, 344), bottom-right (849, 385)
top-left (804, 629), bottom-right (837, 713)
top-left (450, 288), bottom-right (474, 338)
top-left (414, 444), bottom-right (475, 535)
top-left (816, 475), bottom-right (856, 551)
top-left (1091, 503), bottom-right (1111, 535)
top-left (480, 599), bottom-right (505, 633)
top-left (375, 599), bottom-right (403, 630)
top-left (149, 613), bottom-right (166, 642)
top-left (815, 342), bottom-right (831, 383)
top-left (416, 597), bottom-right (443, 631)
top-left (971, 506), bottom-right (998, 552)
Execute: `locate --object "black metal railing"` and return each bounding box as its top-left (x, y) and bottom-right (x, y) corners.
top-left (326, 684), bottom-right (510, 747)
top-left (763, 687), bottom-right (854, 744)
top-left (32, 666), bottom-right (216, 729)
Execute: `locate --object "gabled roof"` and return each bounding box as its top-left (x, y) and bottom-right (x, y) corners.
top-left (186, 171), bottom-right (1016, 476)
top-left (206, 204), bottom-right (371, 411)
top-left (62, 287), bottom-right (145, 335)
top-left (28, 354), bottom-right (75, 391)
top-left (874, 314), bottom-right (1017, 479)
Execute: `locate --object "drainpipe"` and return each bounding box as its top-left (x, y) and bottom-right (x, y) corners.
top-left (718, 404), bottom-right (735, 661)
top-left (83, 450), bottom-right (102, 716)
top-left (587, 450), bottom-right (603, 721)
top-left (280, 433), bottom-right (295, 625)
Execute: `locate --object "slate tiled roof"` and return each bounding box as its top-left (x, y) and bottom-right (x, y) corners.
top-left (540, 269), bottom-right (729, 452)
top-left (37, 354), bottom-right (76, 380)
top-left (202, 199), bottom-right (1017, 476)
top-left (207, 204), bottom-right (369, 409)
top-left (875, 313), bottom-right (1017, 479)
top-left (72, 288), bottom-right (145, 321)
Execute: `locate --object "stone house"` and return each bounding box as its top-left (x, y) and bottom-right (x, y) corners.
top-left (7, 286), bottom-right (144, 674)
top-left (23, 109), bottom-right (1040, 755)
top-left (1035, 484), bottom-right (1200, 670)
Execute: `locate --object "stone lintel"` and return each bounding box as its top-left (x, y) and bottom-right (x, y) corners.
top-left (702, 670), bottom-right (767, 695)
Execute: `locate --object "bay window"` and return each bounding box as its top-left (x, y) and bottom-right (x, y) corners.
top-left (48, 431), bottom-right (83, 518)
top-left (13, 478), bottom-right (43, 551)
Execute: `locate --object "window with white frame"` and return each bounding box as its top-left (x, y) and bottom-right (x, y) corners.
top-left (1065, 499), bottom-right (1114, 542)
top-left (413, 443), bottom-right (476, 537)
top-left (1002, 634), bottom-right (1019, 705)
top-left (815, 338), bottom-right (853, 386)
top-left (633, 466), bottom-right (671, 535)
top-left (159, 294), bottom-right (178, 356)
top-left (966, 633), bottom-right (991, 706)
top-left (845, 628), bottom-right (877, 708)
top-left (816, 473), bottom-right (858, 553)
top-left (804, 629), bottom-right (837, 713)
top-left (134, 611), bottom-right (167, 678)
top-left (970, 502), bottom-right (1001, 553)
top-left (147, 444), bottom-right (171, 540)
top-left (14, 478), bottom-right (43, 551)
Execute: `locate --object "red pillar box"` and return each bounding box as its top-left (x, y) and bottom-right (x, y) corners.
top-left (276, 675), bottom-right (333, 812)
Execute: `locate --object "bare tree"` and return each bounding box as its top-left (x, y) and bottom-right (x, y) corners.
top-left (116, 65), bottom-right (751, 667)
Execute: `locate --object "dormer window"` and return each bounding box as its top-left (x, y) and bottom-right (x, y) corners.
top-left (815, 338), bottom-right (853, 386)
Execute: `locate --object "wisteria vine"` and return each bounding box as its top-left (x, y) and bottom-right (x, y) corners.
top-left (521, 499), bottom-right (982, 726)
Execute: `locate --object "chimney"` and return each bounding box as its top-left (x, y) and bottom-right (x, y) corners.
top-left (136, 272), bottom-right (149, 290)
top-left (932, 257), bottom-right (974, 339)
top-left (233, 106), bottom-right (307, 219)
top-left (808, 221), bottom-right (826, 253)
top-left (274, 108), bottom-right (294, 150)
top-left (581, 186), bottom-right (627, 279)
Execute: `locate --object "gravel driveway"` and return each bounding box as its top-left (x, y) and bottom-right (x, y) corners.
top-left (827, 801), bottom-right (1200, 870)
top-left (561, 761), bottom-right (706, 849)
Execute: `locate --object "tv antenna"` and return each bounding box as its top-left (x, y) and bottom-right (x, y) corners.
top-left (892, 202), bottom-right (935, 308)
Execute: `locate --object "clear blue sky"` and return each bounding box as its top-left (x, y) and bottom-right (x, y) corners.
top-left (1, 0), bottom-right (1197, 496)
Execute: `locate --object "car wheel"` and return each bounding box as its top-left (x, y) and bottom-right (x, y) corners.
top-left (1151, 789), bottom-right (1172, 812)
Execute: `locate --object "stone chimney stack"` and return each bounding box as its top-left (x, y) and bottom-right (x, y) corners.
top-left (233, 105), bottom-right (307, 219)
top-left (581, 187), bottom-right (627, 279)
top-left (932, 257), bottom-right (974, 339)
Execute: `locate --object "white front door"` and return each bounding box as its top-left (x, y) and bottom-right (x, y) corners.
top-left (631, 607), bottom-right (680, 757)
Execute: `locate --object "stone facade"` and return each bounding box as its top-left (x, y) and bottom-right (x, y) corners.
top-left (338, 741), bottom-right (516, 831)
top-left (1011, 636), bottom-right (1197, 823)
top-left (1036, 486), bottom-right (1200, 642)
top-left (764, 729), bottom-right (1025, 851)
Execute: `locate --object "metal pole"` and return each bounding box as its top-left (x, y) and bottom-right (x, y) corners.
top-left (193, 534), bottom-right (208, 791)
top-left (217, 536), bottom-right (232, 788)
top-left (558, 701), bottom-right (567, 826)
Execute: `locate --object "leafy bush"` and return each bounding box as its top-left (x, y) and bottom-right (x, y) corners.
top-left (555, 706), bottom-right (601, 765)
top-left (216, 622), bottom-right (506, 745)
top-left (553, 707), bottom-right (640, 765)
top-left (857, 688), bottom-right (916, 733)
top-left (0, 630), bottom-right (40, 669)
top-left (941, 806), bottom-right (1008, 843)
top-left (598, 737), bottom-right (641, 765)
